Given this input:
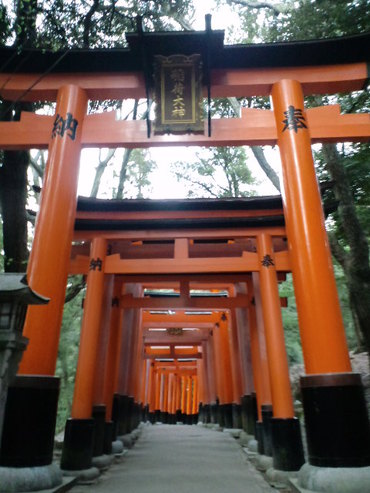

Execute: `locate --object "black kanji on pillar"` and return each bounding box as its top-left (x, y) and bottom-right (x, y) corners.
top-left (282, 105), bottom-right (307, 133)
top-left (89, 257), bottom-right (103, 271)
top-left (261, 254), bottom-right (275, 268)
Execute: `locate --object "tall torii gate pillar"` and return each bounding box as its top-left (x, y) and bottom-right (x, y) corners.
top-left (272, 80), bottom-right (370, 487)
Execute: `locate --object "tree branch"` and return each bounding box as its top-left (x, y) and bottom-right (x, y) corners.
top-left (322, 143), bottom-right (369, 265)
top-left (227, 97), bottom-right (280, 192)
top-left (327, 230), bottom-right (348, 270)
top-left (29, 151), bottom-right (44, 179)
top-left (90, 148), bottom-right (116, 198)
top-left (82, 0), bottom-right (100, 48)
top-left (65, 276), bottom-right (86, 303)
top-left (251, 146), bottom-right (281, 192)
top-left (227, 0), bottom-right (285, 16)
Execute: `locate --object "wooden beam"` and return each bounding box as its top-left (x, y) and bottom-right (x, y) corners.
top-left (72, 227), bottom-right (287, 242)
top-left (144, 328), bottom-right (209, 337)
top-left (122, 293), bottom-right (249, 309)
top-left (69, 250), bottom-right (290, 275)
top-left (0, 63), bottom-right (366, 101)
top-left (144, 352), bottom-right (202, 359)
top-left (0, 105), bottom-right (369, 150)
top-left (74, 208), bottom-right (284, 221)
top-left (144, 333), bottom-right (208, 345)
top-left (107, 252), bottom-right (260, 275)
top-left (143, 322), bottom-right (214, 329)
top-left (106, 250), bottom-right (290, 274)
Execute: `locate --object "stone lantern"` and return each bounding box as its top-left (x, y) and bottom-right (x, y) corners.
top-left (0, 274), bottom-right (49, 445)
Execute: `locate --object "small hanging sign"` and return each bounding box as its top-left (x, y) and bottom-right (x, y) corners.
top-left (153, 54), bottom-right (204, 135)
top-left (167, 328), bottom-right (183, 336)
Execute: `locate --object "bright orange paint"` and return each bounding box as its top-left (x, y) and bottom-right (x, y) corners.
top-left (0, 62), bottom-right (366, 101)
top-left (271, 79), bottom-right (352, 375)
top-left (192, 376), bottom-right (198, 415)
top-left (229, 308), bottom-right (243, 404)
top-left (155, 371), bottom-right (161, 411)
top-left (19, 85), bottom-right (87, 376)
top-left (186, 376), bottom-right (192, 416)
top-left (181, 376), bottom-right (186, 413)
top-left (204, 340), bottom-right (217, 404)
top-left (93, 275), bottom-right (114, 407)
top-left (212, 314), bottom-right (233, 405)
top-left (1, 104), bottom-right (368, 151)
top-left (148, 364), bottom-right (156, 412)
top-left (71, 237), bottom-right (107, 419)
top-left (257, 233), bottom-right (294, 419)
top-left (247, 277), bottom-right (272, 421)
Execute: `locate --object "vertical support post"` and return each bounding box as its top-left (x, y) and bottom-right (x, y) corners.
top-left (181, 375), bottom-right (187, 422)
top-left (175, 374), bottom-right (182, 422)
top-left (159, 372), bottom-right (164, 419)
top-left (229, 307), bottom-right (243, 429)
top-left (197, 358), bottom-right (205, 423)
top-left (103, 278), bottom-right (123, 425)
top-left (235, 282), bottom-right (256, 435)
top-left (205, 339), bottom-right (217, 423)
top-left (130, 308), bottom-right (144, 430)
top-left (185, 376), bottom-right (192, 423)
top-left (272, 79), bottom-right (370, 470)
top-left (148, 363), bottom-right (156, 423)
top-left (20, 85), bottom-right (88, 375)
top-left (141, 359), bottom-right (150, 422)
top-left (249, 275), bottom-right (273, 455)
top-left (217, 313), bottom-right (234, 428)
top-left (162, 371), bottom-right (169, 423)
top-left (154, 369), bottom-right (161, 422)
top-left (61, 237), bottom-right (106, 471)
top-left (2, 85), bottom-right (87, 482)
top-left (271, 79), bottom-right (351, 374)
top-left (257, 233), bottom-right (304, 471)
top-left (167, 373), bottom-right (174, 423)
top-left (114, 301), bottom-right (134, 436)
top-left (92, 275), bottom-right (114, 458)
top-left (192, 375), bottom-right (198, 421)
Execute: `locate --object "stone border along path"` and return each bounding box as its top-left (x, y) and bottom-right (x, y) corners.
top-left (69, 424), bottom-right (277, 493)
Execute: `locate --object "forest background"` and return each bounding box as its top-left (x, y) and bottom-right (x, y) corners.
top-left (0, 0), bottom-right (369, 430)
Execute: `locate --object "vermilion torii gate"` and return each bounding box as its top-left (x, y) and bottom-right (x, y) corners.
top-left (0, 25), bottom-right (369, 492)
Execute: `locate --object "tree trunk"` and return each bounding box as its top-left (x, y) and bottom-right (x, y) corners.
top-left (322, 143), bottom-right (370, 353)
top-left (0, 101), bottom-right (31, 272)
top-left (116, 148), bottom-right (132, 199)
top-left (90, 148), bottom-right (116, 198)
top-left (0, 145), bottom-right (29, 272)
top-left (0, 0), bottom-right (38, 272)
top-left (251, 146), bottom-right (281, 192)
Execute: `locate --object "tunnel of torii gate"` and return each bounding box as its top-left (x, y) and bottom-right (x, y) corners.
top-left (0, 23), bottom-right (369, 491)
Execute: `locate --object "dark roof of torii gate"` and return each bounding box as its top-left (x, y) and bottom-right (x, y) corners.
top-left (75, 195), bottom-right (286, 231)
top-left (74, 193), bottom-right (336, 232)
top-left (0, 30), bottom-right (369, 74)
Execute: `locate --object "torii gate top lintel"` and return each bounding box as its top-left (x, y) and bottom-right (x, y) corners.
top-left (0, 31), bottom-right (368, 103)
top-left (0, 30), bottom-right (368, 151)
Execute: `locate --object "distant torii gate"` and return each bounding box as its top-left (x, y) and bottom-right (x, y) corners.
top-left (0, 27), bottom-right (369, 493)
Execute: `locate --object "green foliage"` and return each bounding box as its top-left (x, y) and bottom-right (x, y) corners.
top-left (279, 262), bottom-right (360, 365)
top-left (1, 0), bottom-right (196, 49)
top-left (0, 4), bottom-right (10, 45)
top-left (119, 148), bottom-right (157, 199)
top-left (171, 146), bottom-right (257, 198)
top-left (316, 142), bottom-right (370, 244)
top-left (332, 261), bottom-right (359, 350)
top-left (279, 275), bottom-right (303, 364)
top-left (0, 225), bottom-right (4, 272)
top-left (55, 279), bottom-right (85, 432)
top-left (266, 0), bottom-right (370, 42)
